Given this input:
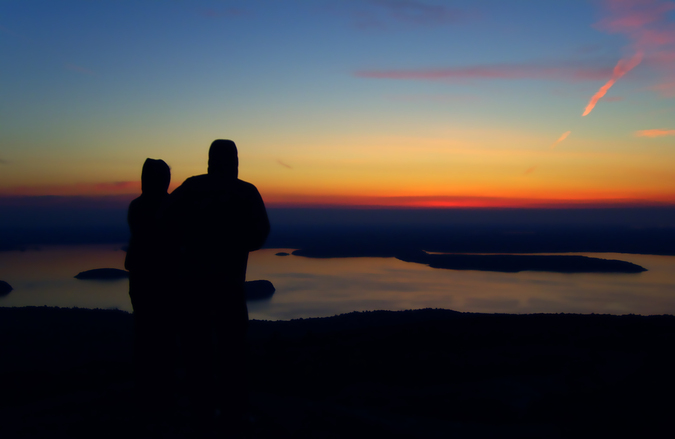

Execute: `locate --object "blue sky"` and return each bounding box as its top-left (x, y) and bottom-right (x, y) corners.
top-left (1, 0), bottom-right (674, 207)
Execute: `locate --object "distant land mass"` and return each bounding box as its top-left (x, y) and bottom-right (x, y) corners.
top-left (396, 250), bottom-right (647, 273)
top-left (74, 268), bottom-right (129, 280)
top-left (293, 249), bottom-right (647, 273)
top-left (0, 281), bottom-right (12, 296)
top-left (73, 269), bottom-right (275, 300)
top-left (245, 279), bottom-right (276, 301)
top-left (2, 205), bottom-right (675, 255)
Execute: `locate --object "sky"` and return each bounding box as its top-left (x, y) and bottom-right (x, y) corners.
top-left (1, 0), bottom-right (674, 208)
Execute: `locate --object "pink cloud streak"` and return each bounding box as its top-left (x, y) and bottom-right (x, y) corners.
top-left (635, 128), bottom-right (675, 136)
top-left (582, 50), bottom-right (643, 116)
top-left (550, 131), bottom-right (572, 148)
top-left (589, 0), bottom-right (675, 103)
top-left (355, 64), bottom-right (612, 83)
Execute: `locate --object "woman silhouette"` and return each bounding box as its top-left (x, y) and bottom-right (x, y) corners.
top-left (125, 158), bottom-right (176, 426)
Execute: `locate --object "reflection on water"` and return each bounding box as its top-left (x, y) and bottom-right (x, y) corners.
top-left (1, 245), bottom-right (674, 320)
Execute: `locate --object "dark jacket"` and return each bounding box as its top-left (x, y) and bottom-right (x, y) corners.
top-left (168, 174), bottom-right (270, 287)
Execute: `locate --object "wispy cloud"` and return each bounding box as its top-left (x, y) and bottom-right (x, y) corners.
top-left (65, 63), bottom-right (94, 75)
top-left (582, 51), bottom-right (643, 116)
top-left (0, 24), bottom-right (18, 37)
top-left (523, 166), bottom-right (537, 176)
top-left (584, 0), bottom-right (675, 112)
top-left (200, 8), bottom-right (247, 18)
top-left (550, 131), bottom-right (571, 148)
top-left (635, 128), bottom-right (675, 137)
top-left (355, 63), bottom-right (612, 83)
top-left (348, 0), bottom-right (469, 29)
top-left (0, 181), bottom-right (143, 196)
top-left (276, 159), bottom-right (293, 169)
top-left (383, 93), bottom-right (479, 103)
top-left (0, 159), bottom-right (8, 165)
top-left (94, 181), bottom-right (139, 191)
top-left (649, 81), bottom-right (675, 97)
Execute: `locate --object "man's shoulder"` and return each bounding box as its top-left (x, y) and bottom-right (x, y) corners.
top-left (174, 174), bottom-right (209, 192)
top-left (182, 174), bottom-right (209, 185)
top-left (235, 178), bottom-right (260, 192)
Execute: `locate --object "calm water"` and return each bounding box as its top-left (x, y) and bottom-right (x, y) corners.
top-left (1, 245), bottom-right (674, 320)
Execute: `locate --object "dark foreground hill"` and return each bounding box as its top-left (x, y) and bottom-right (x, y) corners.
top-left (1, 306), bottom-right (674, 438)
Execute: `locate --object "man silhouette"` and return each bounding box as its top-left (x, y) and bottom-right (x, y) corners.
top-left (169, 139), bottom-right (269, 434)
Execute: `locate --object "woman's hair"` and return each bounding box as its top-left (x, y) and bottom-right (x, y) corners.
top-left (141, 158), bottom-right (171, 194)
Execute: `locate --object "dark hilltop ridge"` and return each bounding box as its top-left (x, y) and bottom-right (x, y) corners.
top-left (0, 280), bottom-right (12, 296)
top-left (292, 249), bottom-right (647, 273)
top-left (1, 306), bottom-right (673, 438)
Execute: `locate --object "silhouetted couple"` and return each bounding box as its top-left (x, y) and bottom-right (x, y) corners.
top-left (125, 139), bottom-right (270, 436)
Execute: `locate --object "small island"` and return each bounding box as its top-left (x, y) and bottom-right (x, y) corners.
top-left (245, 279), bottom-right (276, 301)
top-left (74, 268), bottom-right (130, 280)
top-left (73, 270), bottom-right (276, 299)
top-left (0, 280), bottom-right (12, 296)
top-left (396, 250), bottom-right (647, 273)
top-left (275, 252), bottom-right (290, 256)
top-left (292, 248), bottom-right (647, 273)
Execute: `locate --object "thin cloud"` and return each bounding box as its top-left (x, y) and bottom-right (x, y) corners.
top-left (0, 181), bottom-right (142, 196)
top-left (355, 63), bottom-right (612, 83)
top-left (349, 0), bottom-right (470, 30)
top-left (276, 159), bottom-right (293, 169)
top-left (0, 24), bottom-right (18, 37)
top-left (582, 50), bottom-right (643, 116)
top-left (550, 131), bottom-right (571, 149)
top-left (94, 181), bottom-right (139, 191)
top-left (523, 166), bottom-right (537, 176)
top-left (0, 159), bottom-right (8, 165)
top-left (585, 0), bottom-right (675, 112)
top-left (383, 93), bottom-right (479, 103)
top-left (635, 129), bottom-right (675, 137)
top-left (371, 0), bottom-right (466, 26)
top-left (201, 8), bottom-right (247, 18)
top-left (65, 63), bottom-right (95, 75)
top-left (649, 81), bottom-right (675, 97)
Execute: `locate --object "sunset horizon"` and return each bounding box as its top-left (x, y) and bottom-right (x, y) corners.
top-left (2, 0), bottom-right (674, 216)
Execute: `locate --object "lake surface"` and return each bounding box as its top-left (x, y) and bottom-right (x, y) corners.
top-left (1, 245), bottom-right (674, 320)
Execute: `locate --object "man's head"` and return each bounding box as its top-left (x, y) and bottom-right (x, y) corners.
top-left (208, 139), bottom-right (238, 178)
top-left (141, 158), bottom-right (170, 196)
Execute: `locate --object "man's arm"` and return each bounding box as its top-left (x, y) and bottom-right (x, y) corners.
top-left (245, 184), bottom-right (270, 252)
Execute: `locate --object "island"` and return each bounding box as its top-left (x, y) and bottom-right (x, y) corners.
top-left (275, 252), bottom-right (291, 256)
top-left (245, 279), bottom-right (276, 301)
top-left (396, 250), bottom-right (647, 273)
top-left (73, 269), bottom-right (277, 300)
top-left (292, 248), bottom-right (647, 273)
top-left (0, 280), bottom-right (12, 296)
top-left (74, 268), bottom-right (130, 280)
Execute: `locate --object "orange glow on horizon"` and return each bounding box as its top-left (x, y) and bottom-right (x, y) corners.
top-left (261, 193), bottom-right (675, 209)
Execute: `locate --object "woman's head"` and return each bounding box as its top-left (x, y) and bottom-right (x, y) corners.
top-left (141, 158), bottom-right (170, 195)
